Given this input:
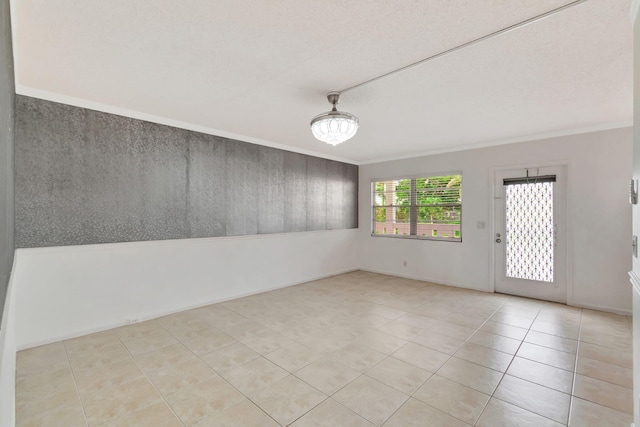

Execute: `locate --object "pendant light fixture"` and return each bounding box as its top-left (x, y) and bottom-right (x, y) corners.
top-left (310, 92), bottom-right (359, 146)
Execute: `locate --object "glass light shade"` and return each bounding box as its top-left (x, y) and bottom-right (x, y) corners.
top-left (310, 111), bottom-right (359, 146)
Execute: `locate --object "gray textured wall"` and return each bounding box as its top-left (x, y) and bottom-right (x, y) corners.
top-left (0, 0), bottom-right (15, 319)
top-left (15, 96), bottom-right (358, 248)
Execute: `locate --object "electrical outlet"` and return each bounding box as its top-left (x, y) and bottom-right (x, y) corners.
top-left (125, 318), bottom-right (139, 325)
top-left (403, 261), bottom-right (407, 267)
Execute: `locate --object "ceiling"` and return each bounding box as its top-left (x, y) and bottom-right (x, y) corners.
top-left (11, 0), bottom-right (632, 164)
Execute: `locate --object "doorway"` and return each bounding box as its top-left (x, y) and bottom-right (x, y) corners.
top-left (494, 165), bottom-right (567, 303)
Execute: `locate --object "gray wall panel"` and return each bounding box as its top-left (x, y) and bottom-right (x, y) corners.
top-left (326, 161), bottom-right (344, 230)
top-left (0, 0), bottom-right (14, 318)
top-left (187, 133), bottom-right (227, 237)
top-left (225, 141), bottom-right (259, 236)
top-left (343, 165), bottom-right (359, 229)
top-left (306, 157), bottom-right (327, 231)
top-left (15, 96), bottom-right (358, 247)
top-left (258, 146), bottom-right (285, 234)
top-left (283, 152), bottom-right (307, 233)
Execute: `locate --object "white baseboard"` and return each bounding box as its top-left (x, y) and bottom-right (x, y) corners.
top-left (358, 268), bottom-right (490, 293)
top-left (17, 267), bottom-right (359, 351)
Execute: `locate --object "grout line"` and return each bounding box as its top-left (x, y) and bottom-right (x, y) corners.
top-left (61, 342), bottom-right (90, 426)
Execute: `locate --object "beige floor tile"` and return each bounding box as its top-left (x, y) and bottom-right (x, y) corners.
top-left (569, 397), bottom-right (633, 427)
top-left (16, 401), bottom-right (87, 427)
top-left (240, 330), bottom-right (295, 354)
top-left (383, 398), bottom-right (471, 427)
top-left (392, 342), bottom-right (450, 372)
top-left (114, 320), bottom-right (165, 341)
top-left (507, 356), bottom-right (573, 393)
top-left (524, 330), bottom-right (578, 354)
top-left (66, 341), bottom-right (133, 371)
top-left (193, 398), bottom-right (279, 427)
top-left (133, 343), bottom-right (195, 372)
top-left (454, 342), bottom-right (513, 372)
top-left (182, 329), bottom-right (236, 356)
top-left (436, 357), bottom-right (503, 395)
top-left (122, 330), bottom-right (178, 356)
top-left (16, 272), bottom-right (637, 427)
top-left (575, 356), bottom-right (632, 389)
top-left (81, 377), bottom-right (163, 426)
top-left (16, 383), bottom-right (82, 423)
top-left (73, 357), bottom-right (145, 395)
top-left (163, 319), bottom-right (219, 342)
top-left (476, 398), bottom-right (564, 427)
top-left (578, 341), bottom-right (632, 369)
top-left (355, 330), bottom-right (408, 355)
top-left (378, 319), bottom-right (425, 340)
top-left (530, 319), bottom-right (579, 340)
top-left (333, 376), bottom-right (408, 425)
top-left (431, 321), bottom-right (476, 341)
top-left (165, 376), bottom-right (245, 425)
top-left (479, 321), bottom-right (528, 340)
top-left (15, 367), bottom-right (76, 404)
top-left (413, 375), bottom-right (489, 425)
top-left (468, 331), bottom-right (521, 354)
top-left (222, 356), bottom-right (288, 395)
top-left (490, 312), bottom-right (534, 329)
top-left (251, 375), bottom-right (326, 425)
top-left (64, 331), bottom-right (121, 355)
top-left (17, 343), bottom-right (69, 376)
top-left (199, 341), bottom-right (260, 373)
top-left (264, 342), bottom-right (322, 372)
top-left (395, 312), bottom-right (439, 329)
top-left (365, 357), bottom-right (432, 394)
top-left (445, 311), bottom-right (488, 329)
top-left (410, 330), bottom-right (465, 355)
top-left (494, 375), bottom-right (570, 424)
top-left (101, 401), bottom-right (182, 427)
top-left (222, 320), bottom-right (271, 340)
top-left (326, 343), bottom-right (387, 372)
top-left (573, 374), bottom-right (632, 414)
top-left (146, 356), bottom-right (217, 396)
top-left (290, 398), bottom-right (375, 427)
top-left (516, 342), bottom-right (575, 370)
top-left (295, 358), bottom-right (361, 395)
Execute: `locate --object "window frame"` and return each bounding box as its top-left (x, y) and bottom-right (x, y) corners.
top-left (371, 172), bottom-right (463, 242)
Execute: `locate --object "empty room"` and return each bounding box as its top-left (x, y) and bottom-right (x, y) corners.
top-left (1, 0), bottom-right (639, 426)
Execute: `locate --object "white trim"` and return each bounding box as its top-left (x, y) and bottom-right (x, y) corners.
top-left (569, 300), bottom-right (632, 316)
top-left (629, 270), bottom-right (640, 296)
top-left (16, 267), bottom-right (359, 351)
top-left (0, 256), bottom-right (17, 427)
top-left (632, 0), bottom-right (640, 24)
top-left (358, 268), bottom-right (490, 293)
top-left (489, 160), bottom-right (574, 306)
top-left (14, 85), bottom-right (359, 166)
top-left (14, 228), bottom-right (357, 255)
top-left (358, 123), bottom-right (632, 165)
top-left (15, 85), bottom-right (632, 168)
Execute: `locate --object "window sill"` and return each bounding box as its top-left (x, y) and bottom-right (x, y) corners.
top-left (370, 234), bottom-right (462, 243)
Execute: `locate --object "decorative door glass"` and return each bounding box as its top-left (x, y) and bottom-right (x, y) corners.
top-left (505, 182), bottom-right (554, 282)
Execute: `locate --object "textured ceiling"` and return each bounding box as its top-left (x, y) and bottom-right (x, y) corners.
top-left (11, 0), bottom-right (632, 164)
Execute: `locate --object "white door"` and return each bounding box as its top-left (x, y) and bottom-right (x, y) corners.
top-left (494, 165), bottom-right (567, 303)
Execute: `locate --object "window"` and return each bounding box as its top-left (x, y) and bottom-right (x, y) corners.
top-left (372, 174), bottom-right (462, 241)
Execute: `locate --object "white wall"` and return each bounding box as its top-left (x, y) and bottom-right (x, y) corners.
top-left (630, 1), bottom-right (640, 425)
top-left (12, 229), bottom-right (358, 349)
top-left (0, 262), bottom-right (16, 427)
top-left (358, 127), bottom-right (632, 314)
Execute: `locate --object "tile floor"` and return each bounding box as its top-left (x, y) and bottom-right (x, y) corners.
top-left (16, 271), bottom-right (634, 426)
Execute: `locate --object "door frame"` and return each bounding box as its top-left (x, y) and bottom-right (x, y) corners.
top-left (489, 160), bottom-right (574, 305)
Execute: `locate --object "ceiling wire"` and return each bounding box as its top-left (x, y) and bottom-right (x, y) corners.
top-left (339, 0), bottom-right (590, 94)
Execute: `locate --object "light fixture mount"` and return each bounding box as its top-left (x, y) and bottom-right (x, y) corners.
top-left (310, 92), bottom-right (359, 146)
